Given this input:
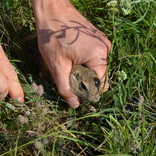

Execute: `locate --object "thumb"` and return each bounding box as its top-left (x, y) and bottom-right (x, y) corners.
top-left (51, 63), bottom-right (80, 108)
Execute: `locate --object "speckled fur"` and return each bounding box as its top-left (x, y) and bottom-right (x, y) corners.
top-left (70, 65), bottom-right (101, 102)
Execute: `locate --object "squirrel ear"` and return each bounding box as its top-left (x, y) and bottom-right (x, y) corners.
top-left (93, 77), bottom-right (101, 88)
top-left (73, 72), bottom-right (80, 80)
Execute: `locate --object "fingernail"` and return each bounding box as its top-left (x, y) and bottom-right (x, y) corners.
top-left (67, 97), bottom-right (79, 108)
top-left (17, 97), bottom-right (24, 103)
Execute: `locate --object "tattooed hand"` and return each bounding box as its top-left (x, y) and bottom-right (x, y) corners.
top-left (31, 0), bottom-right (111, 108)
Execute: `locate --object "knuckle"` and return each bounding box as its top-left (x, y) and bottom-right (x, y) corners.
top-left (94, 39), bottom-right (111, 56)
top-left (106, 38), bottom-right (112, 52)
top-left (57, 88), bottom-right (69, 98)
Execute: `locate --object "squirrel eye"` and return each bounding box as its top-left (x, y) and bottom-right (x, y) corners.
top-left (79, 82), bottom-right (88, 91)
top-left (93, 77), bottom-right (101, 88)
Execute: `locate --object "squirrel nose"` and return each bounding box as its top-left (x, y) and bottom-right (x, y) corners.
top-left (89, 94), bottom-right (100, 102)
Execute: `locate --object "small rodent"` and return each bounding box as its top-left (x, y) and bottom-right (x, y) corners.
top-left (70, 65), bottom-right (101, 102)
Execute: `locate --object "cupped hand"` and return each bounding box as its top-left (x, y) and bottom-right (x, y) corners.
top-left (0, 45), bottom-right (24, 102)
top-left (32, 2), bottom-right (111, 108)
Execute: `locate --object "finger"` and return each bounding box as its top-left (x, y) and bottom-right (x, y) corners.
top-left (8, 69), bottom-right (24, 102)
top-left (0, 72), bottom-right (9, 99)
top-left (0, 45), bottom-right (24, 102)
top-left (50, 62), bottom-right (80, 108)
top-left (85, 57), bottom-right (109, 92)
top-left (84, 37), bottom-right (111, 92)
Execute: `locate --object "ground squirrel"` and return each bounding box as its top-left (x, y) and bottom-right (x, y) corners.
top-left (70, 65), bottom-right (101, 102)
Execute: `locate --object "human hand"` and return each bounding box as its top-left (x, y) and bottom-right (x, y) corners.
top-left (32, 0), bottom-right (111, 108)
top-left (0, 45), bottom-right (24, 102)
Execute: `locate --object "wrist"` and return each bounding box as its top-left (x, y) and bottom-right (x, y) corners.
top-left (31, 0), bottom-right (74, 27)
top-left (31, 0), bottom-right (72, 11)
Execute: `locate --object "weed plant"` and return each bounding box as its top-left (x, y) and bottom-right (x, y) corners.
top-left (0, 0), bottom-right (156, 155)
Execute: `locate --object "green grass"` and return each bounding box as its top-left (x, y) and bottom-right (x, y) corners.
top-left (0, 0), bottom-right (156, 155)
